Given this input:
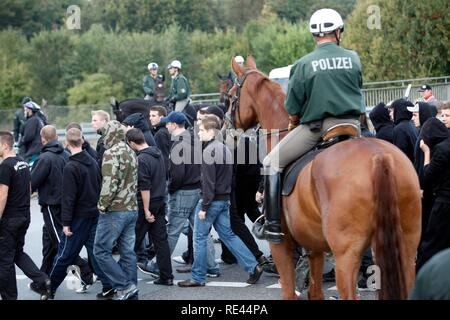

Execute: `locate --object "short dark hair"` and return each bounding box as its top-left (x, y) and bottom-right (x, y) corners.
top-left (126, 128), bottom-right (146, 145)
top-left (200, 115), bottom-right (221, 131)
top-left (66, 128), bottom-right (83, 147)
top-left (66, 122), bottom-right (82, 131)
top-left (0, 131), bottom-right (14, 149)
top-left (150, 106), bottom-right (167, 117)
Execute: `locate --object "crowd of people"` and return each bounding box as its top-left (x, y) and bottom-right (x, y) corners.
top-left (1, 7), bottom-right (450, 301)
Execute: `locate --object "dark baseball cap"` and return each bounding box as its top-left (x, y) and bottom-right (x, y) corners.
top-left (160, 111), bottom-right (188, 125)
top-left (202, 106), bottom-right (224, 121)
top-left (418, 84), bottom-right (432, 92)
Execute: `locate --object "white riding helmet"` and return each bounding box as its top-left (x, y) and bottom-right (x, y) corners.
top-left (235, 56), bottom-right (244, 65)
top-left (148, 62), bottom-right (158, 70)
top-left (167, 60), bottom-right (182, 69)
top-left (309, 8), bottom-right (344, 37)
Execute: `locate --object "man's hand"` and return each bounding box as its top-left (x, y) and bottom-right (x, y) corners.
top-left (145, 209), bottom-right (155, 223)
top-left (420, 139), bottom-right (430, 153)
top-left (198, 210), bottom-right (206, 220)
top-left (288, 115), bottom-right (300, 131)
top-left (63, 226), bottom-right (73, 237)
top-left (255, 191), bottom-right (264, 204)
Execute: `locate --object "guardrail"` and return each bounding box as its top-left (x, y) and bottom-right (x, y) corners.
top-left (191, 76), bottom-right (450, 107)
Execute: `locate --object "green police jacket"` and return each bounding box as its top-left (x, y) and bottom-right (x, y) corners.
top-left (143, 75), bottom-right (156, 96)
top-left (168, 73), bottom-right (190, 102)
top-left (285, 42), bottom-right (365, 124)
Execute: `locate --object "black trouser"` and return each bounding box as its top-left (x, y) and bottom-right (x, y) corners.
top-left (418, 189), bottom-right (435, 247)
top-left (221, 174), bottom-right (263, 263)
top-left (416, 201), bottom-right (450, 272)
top-left (135, 200), bottom-right (173, 281)
top-left (40, 205), bottom-right (93, 284)
top-left (235, 174), bottom-right (262, 222)
top-left (0, 216), bottom-right (48, 300)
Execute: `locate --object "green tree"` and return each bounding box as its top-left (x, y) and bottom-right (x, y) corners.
top-left (0, 29), bottom-right (30, 109)
top-left (24, 30), bottom-right (75, 104)
top-left (345, 0), bottom-right (449, 81)
top-left (67, 73), bottom-right (123, 105)
top-left (266, 0), bottom-right (356, 23)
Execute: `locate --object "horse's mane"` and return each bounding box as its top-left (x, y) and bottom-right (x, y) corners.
top-left (252, 69), bottom-right (286, 105)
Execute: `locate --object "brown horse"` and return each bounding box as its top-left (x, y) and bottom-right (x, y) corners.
top-left (228, 56), bottom-right (421, 300)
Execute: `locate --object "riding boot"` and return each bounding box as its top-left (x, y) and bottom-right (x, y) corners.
top-left (263, 172), bottom-right (284, 243)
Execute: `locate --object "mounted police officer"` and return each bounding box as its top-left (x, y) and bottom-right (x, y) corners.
top-left (261, 8), bottom-right (365, 243)
top-left (166, 60), bottom-right (191, 112)
top-left (143, 62), bottom-right (164, 101)
top-left (231, 56), bottom-right (245, 84)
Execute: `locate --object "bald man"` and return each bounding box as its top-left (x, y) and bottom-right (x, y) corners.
top-left (30, 125), bottom-right (95, 291)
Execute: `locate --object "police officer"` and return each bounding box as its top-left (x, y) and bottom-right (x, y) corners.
top-left (143, 62), bottom-right (163, 100)
top-left (231, 56), bottom-right (245, 84)
top-left (166, 60), bottom-right (191, 112)
top-left (261, 8), bottom-right (365, 243)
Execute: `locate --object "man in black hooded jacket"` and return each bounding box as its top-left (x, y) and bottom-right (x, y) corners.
top-left (31, 125), bottom-right (95, 290)
top-left (416, 118), bottom-right (450, 272)
top-left (49, 128), bottom-right (111, 298)
top-left (369, 102), bottom-right (394, 143)
top-left (391, 99), bottom-right (418, 163)
top-left (122, 113), bottom-right (156, 147)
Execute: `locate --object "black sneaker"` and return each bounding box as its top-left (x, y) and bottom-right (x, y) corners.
top-left (28, 279), bottom-right (53, 300)
top-left (153, 278), bottom-right (174, 286)
top-left (247, 265), bottom-right (263, 284)
top-left (96, 287), bottom-right (117, 300)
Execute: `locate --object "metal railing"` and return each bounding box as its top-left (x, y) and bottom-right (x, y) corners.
top-left (1, 76), bottom-right (448, 134)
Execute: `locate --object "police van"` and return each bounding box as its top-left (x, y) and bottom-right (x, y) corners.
top-left (268, 65), bottom-right (292, 93)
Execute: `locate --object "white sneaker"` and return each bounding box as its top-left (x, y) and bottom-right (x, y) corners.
top-left (172, 256), bottom-right (187, 265)
top-left (215, 258), bottom-right (224, 264)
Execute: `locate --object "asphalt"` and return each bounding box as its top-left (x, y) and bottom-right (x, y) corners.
top-left (12, 199), bottom-right (376, 300)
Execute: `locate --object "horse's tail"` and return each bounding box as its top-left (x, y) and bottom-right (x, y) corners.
top-left (372, 154), bottom-right (407, 300)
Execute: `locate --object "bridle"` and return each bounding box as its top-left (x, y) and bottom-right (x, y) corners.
top-left (224, 69), bottom-right (289, 136)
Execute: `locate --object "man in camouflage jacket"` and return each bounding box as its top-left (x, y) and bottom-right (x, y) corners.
top-left (93, 120), bottom-right (140, 300)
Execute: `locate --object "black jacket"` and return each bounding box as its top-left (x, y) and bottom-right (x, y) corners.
top-left (152, 123), bottom-right (172, 176)
top-left (31, 141), bottom-right (69, 206)
top-left (421, 119), bottom-right (450, 203)
top-left (200, 139), bottom-right (233, 211)
top-left (168, 129), bottom-right (201, 194)
top-left (392, 99), bottom-right (418, 163)
top-left (82, 139), bottom-right (98, 160)
top-left (61, 150), bottom-right (101, 226)
top-left (96, 131), bottom-right (106, 168)
top-left (20, 113), bottom-right (44, 159)
top-left (235, 134), bottom-right (262, 177)
top-left (369, 102), bottom-right (394, 143)
top-left (414, 102), bottom-right (437, 186)
top-left (123, 113), bottom-right (156, 147)
top-left (136, 147), bottom-right (166, 210)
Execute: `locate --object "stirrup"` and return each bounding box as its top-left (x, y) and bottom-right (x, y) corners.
top-left (264, 222), bottom-right (285, 244)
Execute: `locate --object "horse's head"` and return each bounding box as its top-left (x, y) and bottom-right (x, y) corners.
top-left (154, 77), bottom-right (165, 103)
top-left (217, 72), bottom-right (234, 104)
top-left (227, 55), bottom-right (289, 133)
top-left (111, 97), bottom-right (124, 122)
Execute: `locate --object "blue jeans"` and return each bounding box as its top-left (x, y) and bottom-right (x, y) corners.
top-left (191, 200), bottom-right (257, 284)
top-left (94, 211), bottom-right (138, 291)
top-left (49, 216), bottom-right (111, 293)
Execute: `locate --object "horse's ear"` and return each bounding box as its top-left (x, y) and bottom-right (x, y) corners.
top-left (247, 55), bottom-right (257, 69)
top-left (227, 71), bottom-right (233, 80)
top-left (231, 56), bottom-right (244, 77)
top-left (217, 73), bottom-right (223, 80)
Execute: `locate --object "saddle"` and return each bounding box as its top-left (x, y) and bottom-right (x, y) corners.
top-left (281, 123), bottom-right (360, 196)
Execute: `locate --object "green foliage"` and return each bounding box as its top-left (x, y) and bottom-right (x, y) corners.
top-left (0, 29), bottom-right (30, 109)
top-left (345, 0), bottom-right (449, 81)
top-left (266, 0), bottom-right (356, 23)
top-left (67, 73), bottom-right (123, 105)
